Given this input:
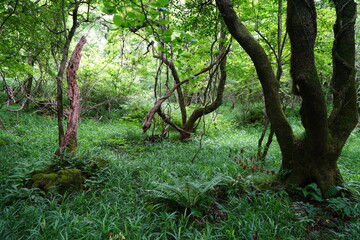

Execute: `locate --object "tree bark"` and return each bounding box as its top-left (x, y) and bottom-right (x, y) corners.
top-left (329, 0), bottom-right (358, 148)
top-left (58, 36), bottom-right (86, 155)
top-left (217, 0), bottom-right (358, 193)
top-left (56, 1), bottom-right (80, 149)
top-left (285, 0), bottom-right (332, 189)
top-left (216, 0), bottom-right (295, 165)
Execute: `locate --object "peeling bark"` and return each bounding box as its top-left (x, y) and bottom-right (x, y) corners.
top-left (58, 36), bottom-right (86, 155)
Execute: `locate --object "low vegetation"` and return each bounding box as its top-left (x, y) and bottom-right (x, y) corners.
top-left (1, 106), bottom-right (359, 239)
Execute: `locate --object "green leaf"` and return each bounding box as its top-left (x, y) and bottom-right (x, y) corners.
top-left (127, 12), bottom-right (136, 19)
top-left (113, 15), bottom-right (123, 26)
top-left (156, 0), bottom-right (170, 7)
top-left (159, 19), bottom-right (170, 24)
top-left (138, 13), bottom-right (146, 22)
top-left (162, 29), bottom-right (173, 37)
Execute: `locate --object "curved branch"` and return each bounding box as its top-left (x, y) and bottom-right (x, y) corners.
top-left (216, 0), bottom-right (294, 163)
top-left (142, 79), bottom-right (189, 133)
top-left (0, 0), bottom-right (19, 31)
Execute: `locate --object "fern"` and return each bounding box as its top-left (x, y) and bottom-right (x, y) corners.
top-left (147, 176), bottom-right (230, 210)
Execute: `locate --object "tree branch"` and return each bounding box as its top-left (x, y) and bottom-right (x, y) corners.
top-left (142, 79), bottom-right (189, 133)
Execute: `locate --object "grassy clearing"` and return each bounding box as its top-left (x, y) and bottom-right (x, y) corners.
top-left (0, 108), bottom-right (359, 239)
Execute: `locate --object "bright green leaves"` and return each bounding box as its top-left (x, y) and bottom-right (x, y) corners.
top-left (113, 15), bottom-right (126, 27)
top-left (112, 0), bottom-right (170, 30)
top-left (154, 0), bottom-right (170, 7)
top-left (113, 11), bottom-right (146, 28)
top-left (161, 29), bottom-right (173, 43)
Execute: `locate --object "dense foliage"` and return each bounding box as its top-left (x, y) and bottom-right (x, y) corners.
top-left (0, 0), bottom-right (359, 239)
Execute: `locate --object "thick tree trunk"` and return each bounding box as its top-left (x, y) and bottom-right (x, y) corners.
top-left (284, 0), bottom-right (357, 192)
top-left (285, 0), bottom-right (332, 190)
top-left (217, 0), bottom-right (358, 193)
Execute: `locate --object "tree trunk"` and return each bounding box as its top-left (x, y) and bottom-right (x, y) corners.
top-left (216, 0), bottom-right (295, 165)
top-left (58, 36), bottom-right (86, 155)
top-left (285, 0), bottom-right (332, 190)
top-left (217, 0), bottom-right (358, 193)
top-left (55, 1), bottom-right (80, 150)
top-left (284, 0), bottom-right (357, 192)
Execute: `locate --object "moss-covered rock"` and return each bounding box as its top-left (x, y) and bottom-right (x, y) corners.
top-left (30, 168), bottom-right (85, 194)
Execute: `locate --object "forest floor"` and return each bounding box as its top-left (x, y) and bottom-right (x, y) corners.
top-left (0, 108), bottom-right (359, 239)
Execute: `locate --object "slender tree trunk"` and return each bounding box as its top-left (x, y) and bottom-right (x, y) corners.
top-left (329, 0), bottom-right (358, 148)
top-left (58, 36), bottom-right (86, 155)
top-left (257, 0), bottom-right (285, 161)
top-left (55, 2), bottom-right (80, 150)
top-left (216, 0), bottom-right (295, 164)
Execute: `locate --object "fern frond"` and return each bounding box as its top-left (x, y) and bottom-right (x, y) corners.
top-left (147, 175), bottom-right (231, 209)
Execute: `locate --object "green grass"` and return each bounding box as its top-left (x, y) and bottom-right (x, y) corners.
top-left (0, 108), bottom-right (359, 239)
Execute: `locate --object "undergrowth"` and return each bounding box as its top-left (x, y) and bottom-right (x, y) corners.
top-left (0, 108), bottom-right (359, 239)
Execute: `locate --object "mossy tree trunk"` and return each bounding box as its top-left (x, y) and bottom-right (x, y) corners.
top-left (216, 0), bottom-right (358, 193)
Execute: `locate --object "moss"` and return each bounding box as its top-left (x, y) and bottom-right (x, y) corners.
top-left (31, 173), bottom-right (58, 192)
top-left (56, 169), bottom-right (85, 194)
top-left (29, 168), bottom-right (85, 194)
